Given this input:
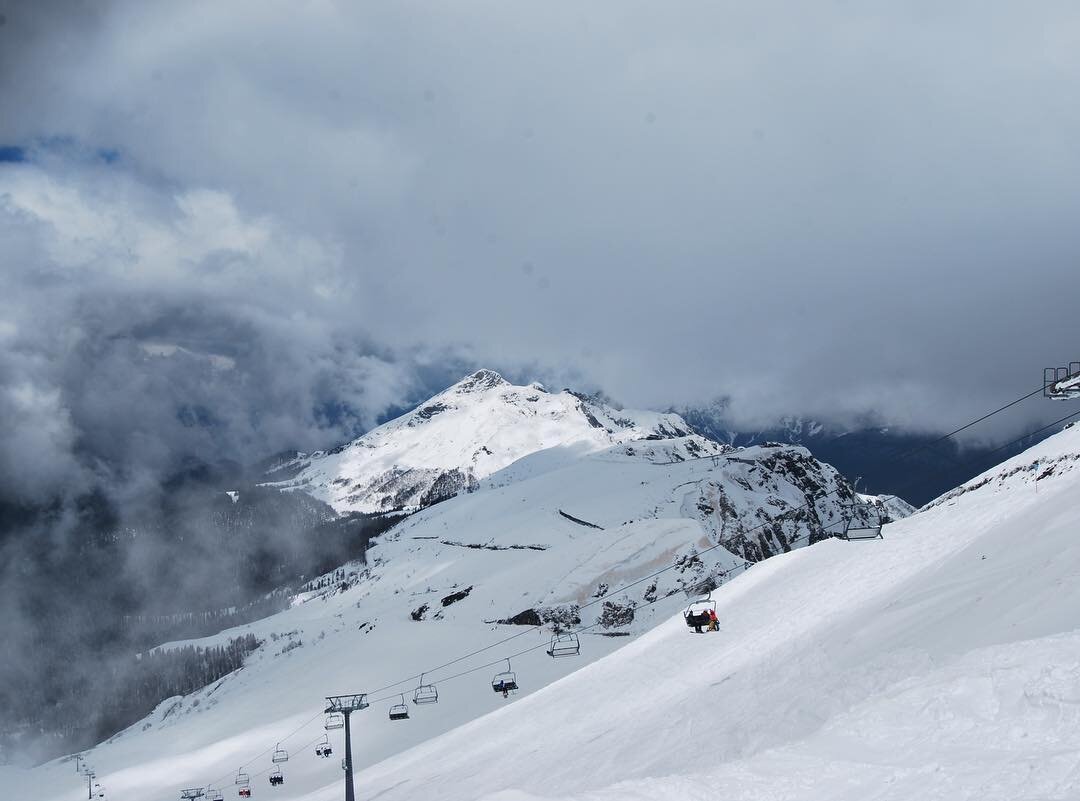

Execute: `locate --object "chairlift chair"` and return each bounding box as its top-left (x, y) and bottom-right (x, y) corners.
top-left (238, 789), bottom-right (251, 799)
top-left (546, 631), bottom-right (581, 658)
top-left (842, 498), bottom-right (884, 541)
top-left (492, 659), bottom-right (518, 697)
top-left (271, 744), bottom-right (288, 764)
top-left (1044, 362), bottom-right (1080, 400)
top-left (208, 788), bottom-right (224, 801)
top-left (683, 596), bottom-right (716, 632)
top-left (388, 694), bottom-right (410, 721)
top-left (325, 712), bottom-right (345, 730)
top-left (413, 674), bottom-right (439, 705)
top-left (235, 771), bottom-right (250, 787)
top-left (268, 768), bottom-right (284, 787)
top-left (314, 735), bottom-right (333, 758)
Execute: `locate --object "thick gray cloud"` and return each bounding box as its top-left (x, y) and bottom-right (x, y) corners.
top-left (2, 0), bottom-right (1080, 501)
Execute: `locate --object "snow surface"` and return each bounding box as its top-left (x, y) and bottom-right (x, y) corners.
top-left (6, 432), bottom-right (852, 801)
top-left (265, 369), bottom-right (699, 513)
top-left (13, 423), bottom-right (1080, 801)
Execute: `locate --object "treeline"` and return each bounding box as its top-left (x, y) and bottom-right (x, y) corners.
top-left (0, 634), bottom-right (260, 763)
top-left (99, 634), bottom-right (261, 732)
top-left (0, 470), bottom-right (405, 764)
top-left (121, 593), bottom-right (291, 649)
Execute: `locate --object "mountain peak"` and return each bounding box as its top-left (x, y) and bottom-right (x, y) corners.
top-left (454, 368), bottom-right (508, 393)
top-left (267, 369), bottom-right (702, 513)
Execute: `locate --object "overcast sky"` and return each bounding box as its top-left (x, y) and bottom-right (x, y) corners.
top-left (1, 0), bottom-right (1079, 500)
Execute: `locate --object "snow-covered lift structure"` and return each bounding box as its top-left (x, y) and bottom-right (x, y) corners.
top-left (1045, 362), bottom-right (1080, 400)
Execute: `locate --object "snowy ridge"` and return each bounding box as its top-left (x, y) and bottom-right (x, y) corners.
top-left (265, 370), bottom-right (698, 513)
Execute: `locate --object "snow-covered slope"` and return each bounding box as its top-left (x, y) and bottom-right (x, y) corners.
top-left (348, 422), bottom-right (1080, 801)
top-left (265, 369), bottom-right (699, 513)
top-left (5, 432), bottom-right (867, 801)
top-left (859, 492), bottom-right (917, 521)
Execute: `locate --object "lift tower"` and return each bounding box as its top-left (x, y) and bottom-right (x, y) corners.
top-left (325, 693), bottom-right (369, 801)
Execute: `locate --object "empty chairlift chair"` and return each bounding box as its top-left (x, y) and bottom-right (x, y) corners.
top-left (492, 659), bottom-right (518, 697)
top-left (269, 768), bottom-right (284, 787)
top-left (271, 744), bottom-right (288, 764)
top-left (388, 694), bottom-right (410, 721)
top-left (1044, 362), bottom-right (1080, 400)
top-left (413, 674), bottom-right (439, 705)
top-left (325, 712), bottom-right (344, 731)
top-left (683, 596), bottom-right (716, 633)
top-left (235, 771), bottom-right (250, 788)
top-left (546, 631), bottom-right (580, 658)
top-left (842, 498), bottom-right (884, 541)
top-left (208, 788), bottom-right (224, 801)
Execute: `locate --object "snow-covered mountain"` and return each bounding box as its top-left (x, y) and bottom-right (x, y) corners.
top-left (5, 412), bottom-right (875, 800)
top-left (12, 419), bottom-right (1080, 799)
top-left (266, 369), bottom-right (699, 513)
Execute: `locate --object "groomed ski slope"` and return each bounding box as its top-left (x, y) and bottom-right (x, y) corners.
top-left (350, 424), bottom-right (1080, 801)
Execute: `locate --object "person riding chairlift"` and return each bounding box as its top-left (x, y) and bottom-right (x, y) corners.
top-left (707, 608), bottom-right (719, 632)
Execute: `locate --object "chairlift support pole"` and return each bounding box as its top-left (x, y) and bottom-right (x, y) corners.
top-left (325, 694), bottom-right (369, 801)
top-left (87, 772), bottom-right (95, 800)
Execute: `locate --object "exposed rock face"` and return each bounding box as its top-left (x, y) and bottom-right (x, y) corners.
top-left (680, 445), bottom-right (873, 561)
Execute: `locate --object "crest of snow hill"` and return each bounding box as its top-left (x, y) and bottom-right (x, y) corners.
top-left (265, 370), bottom-right (907, 616)
top-left (265, 369), bottom-right (697, 513)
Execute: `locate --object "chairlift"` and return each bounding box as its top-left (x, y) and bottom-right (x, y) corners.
top-left (271, 743), bottom-right (289, 764)
top-left (208, 788), bottom-right (224, 801)
top-left (388, 694), bottom-right (410, 721)
top-left (683, 596), bottom-right (716, 633)
top-left (413, 673), bottom-right (439, 705)
top-left (842, 496), bottom-right (884, 541)
top-left (546, 631), bottom-right (580, 658)
top-left (268, 768), bottom-right (284, 787)
top-left (235, 771), bottom-right (250, 787)
top-left (238, 789), bottom-right (251, 799)
top-left (1044, 362), bottom-right (1080, 400)
top-left (325, 712), bottom-right (345, 731)
top-left (314, 734), bottom-right (333, 758)
top-left (492, 659), bottom-right (518, 697)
